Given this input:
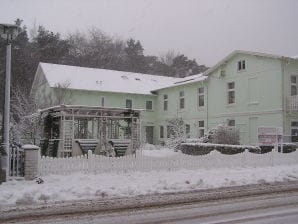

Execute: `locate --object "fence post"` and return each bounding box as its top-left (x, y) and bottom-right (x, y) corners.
top-left (88, 150), bottom-right (93, 173)
top-left (23, 145), bottom-right (40, 180)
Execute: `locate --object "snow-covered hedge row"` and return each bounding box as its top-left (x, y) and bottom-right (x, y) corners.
top-left (180, 143), bottom-right (261, 155)
top-left (278, 143), bottom-right (297, 153)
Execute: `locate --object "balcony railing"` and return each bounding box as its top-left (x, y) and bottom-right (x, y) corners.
top-left (287, 95), bottom-right (298, 111)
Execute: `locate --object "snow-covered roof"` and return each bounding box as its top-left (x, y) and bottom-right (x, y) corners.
top-left (38, 63), bottom-right (180, 95)
top-left (151, 73), bottom-right (208, 91)
top-left (203, 50), bottom-right (297, 76)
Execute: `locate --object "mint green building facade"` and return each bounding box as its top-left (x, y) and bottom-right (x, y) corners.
top-left (32, 50), bottom-right (298, 146)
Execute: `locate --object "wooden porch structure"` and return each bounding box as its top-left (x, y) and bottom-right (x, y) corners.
top-left (39, 105), bottom-right (141, 157)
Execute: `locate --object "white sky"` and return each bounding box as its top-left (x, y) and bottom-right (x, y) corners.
top-left (0, 0), bottom-right (297, 66)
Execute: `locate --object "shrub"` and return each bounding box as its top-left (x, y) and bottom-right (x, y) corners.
top-left (249, 145), bottom-right (274, 154)
top-left (180, 143), bottom-right (260, 155)
top-left (278, 143), bottom-right (297, 153)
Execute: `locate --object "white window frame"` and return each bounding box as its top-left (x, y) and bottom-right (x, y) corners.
top-left (291, 75), bottom-right (297, 96)
top-left (197, 87), bottom-right (204, 109)
top-left (125, 99), bottom-right (132, 109)
top-left (227, 119), bottom-right (235, 127)
top-left (185, 124), bottom-right (190, 138)
top-left (160, 126), bottom-right (164, 139)
top-left (179, 90), bottom-right (185, 110)
top-left (100, 96), bottom-right (105, 107)
top-left (146, 100), bottom-right (153, 111)
top-left (291, 120), bottom-right (298, 142)
top-left (237, 60), bottom-right (246, 71)
top-left (227, 82), bottom-right (235, 105)
top-left (198, 120), bottom-right (205, 138)
top-left (163, 94), bottom-right (168, 111)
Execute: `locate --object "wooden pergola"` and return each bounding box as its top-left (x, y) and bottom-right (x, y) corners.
top-left (39, 105), bottom-right (142, 157)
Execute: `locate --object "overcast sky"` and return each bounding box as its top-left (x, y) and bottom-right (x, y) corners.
top-left (0, 0), bottom-right (297, 66)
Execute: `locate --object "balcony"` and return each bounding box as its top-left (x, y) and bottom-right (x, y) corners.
top-left (287, 95), bottom-right (298, 111)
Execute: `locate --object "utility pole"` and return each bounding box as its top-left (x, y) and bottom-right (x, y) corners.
top-left (0, 24), bottom-right (19, 183)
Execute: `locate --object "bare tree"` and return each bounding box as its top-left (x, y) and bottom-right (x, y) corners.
top-left (160, 50), bottom-right (180, 66)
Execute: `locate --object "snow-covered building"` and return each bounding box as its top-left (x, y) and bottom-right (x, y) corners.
top-left (31, 50), bottom-right (298, 156)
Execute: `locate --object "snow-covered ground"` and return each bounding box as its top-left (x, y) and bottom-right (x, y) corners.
top-left (1, 163), bottom-right (298, 207)
top-left (1, 146), bottom-right (298, 207)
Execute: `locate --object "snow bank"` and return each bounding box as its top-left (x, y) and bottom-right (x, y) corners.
top-left (1, 165), bottom-right (298, 207)
top-left (141, 144), bottom-right (180, 157)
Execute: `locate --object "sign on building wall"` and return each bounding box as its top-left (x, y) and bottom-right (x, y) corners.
top-left (258, 127), bottom-right (283, 145)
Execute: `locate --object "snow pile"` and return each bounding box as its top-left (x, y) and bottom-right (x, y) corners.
top-left (1, 165), bottom-right (298, 207)
top-left (141, 144), bottom-right (180, 157)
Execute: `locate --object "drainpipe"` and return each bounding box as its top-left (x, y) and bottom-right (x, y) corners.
top-left (281, 58), bottom-right (285, 144)
top-left (205, 79), bottom-right (209, 131)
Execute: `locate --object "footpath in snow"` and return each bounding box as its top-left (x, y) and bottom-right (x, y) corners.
top-left (1, 148), bottom-right (298, 207)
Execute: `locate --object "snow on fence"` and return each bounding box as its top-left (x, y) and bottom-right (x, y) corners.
top-left (39, 150), bottom-right (298, 176)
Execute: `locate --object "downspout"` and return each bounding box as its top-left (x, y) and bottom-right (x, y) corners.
top-left (205, 79), bottom-right (209, 131)
top-left (281, 58), bottom-right (286, 139)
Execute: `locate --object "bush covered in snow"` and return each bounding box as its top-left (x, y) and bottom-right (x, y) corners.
top-left (206, 124), bottom-right (240, 145)
top-left (278, 143), bottom-right (297, 153)
top-left (180, 143), bottom-right (261, 155)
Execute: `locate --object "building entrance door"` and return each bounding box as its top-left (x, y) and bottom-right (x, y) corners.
top-left (145, 126), bottom-right (154, 144)
top-left (249, 117), bottom-right (258, 145)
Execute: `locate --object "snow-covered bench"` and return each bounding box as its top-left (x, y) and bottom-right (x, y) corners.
top-left (75, 139), bottom-right (99, 155)
top-left (108, 139), bottom-right (131, 157)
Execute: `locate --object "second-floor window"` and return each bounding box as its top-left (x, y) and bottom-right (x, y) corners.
top-left (100, 96), bottom-right (105, 107)
top-left (237, 60), bottom-right (246, 71)
top-left (291, 76), bottom-right (297, 96)
top-left (126, 99), bottom-right (132, 109)
top-left (163, 94), bottom-right (168, 111)
top-left (197, 87), bottom-right (204, 108)
top-left (179, 91), bottom-right (185, 109)
top-left (146, 100), bottom-right (153, 110)
top-left (227, 82), bottom-right (235, 104)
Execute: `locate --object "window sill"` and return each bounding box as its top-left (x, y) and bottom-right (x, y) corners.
top-left (237, 69), bottom-right (246, 73)
top-left (226, 103), bottom-right (236, 107)
top-left (248, 102), bottom-right (259, 106)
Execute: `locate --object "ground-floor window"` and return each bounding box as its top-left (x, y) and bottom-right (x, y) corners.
top-left (198, 120), bottom-right (204, 137)
top-left (291, 121), bottom-right (298, 142)
top-left (160, 126), bottom-right (164, 138)
top-left (185, 124), bottom-right (190, 138)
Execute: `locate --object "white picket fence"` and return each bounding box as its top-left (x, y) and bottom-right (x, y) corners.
top-left (39, 150), bottom-right (298, 176)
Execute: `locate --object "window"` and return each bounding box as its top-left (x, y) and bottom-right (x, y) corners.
top-left (100, 96), bottom-right (105, 107)
top-left (198, 120), bottom-right (204, 137)
top-left (146, 100), bottom-right (153, 110)
top-left (237, 60), bottom-right (246, 71)
top-left (227, 82), bottom-right (235, 104)
top-left (163, 94), bottom-right (168, 111)
top-left (167, 125), bottom-right (171, 138)
top-left (291, 121), bottom-right (298, 142)
top-left (160, 126), bottom-right (164, 138)
top-left (185, 124), bottom-right (190, 138)
top-left (291, 76), bottom-right (297, 96)
top-left (179, 91), bottom-right (185, 109)
top-left (126, 99), bottom-right (132, 109)
top-left (227, 119), bottom-right (235, 127)
top-left (197, 87), bottom-right (204, 108)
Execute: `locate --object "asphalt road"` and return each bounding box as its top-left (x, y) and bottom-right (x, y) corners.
top-left (2, 182), bottom-right (298, 224)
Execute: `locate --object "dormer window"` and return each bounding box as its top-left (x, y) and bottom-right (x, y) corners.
top-left (237, 60), bottom-right (246, 71)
